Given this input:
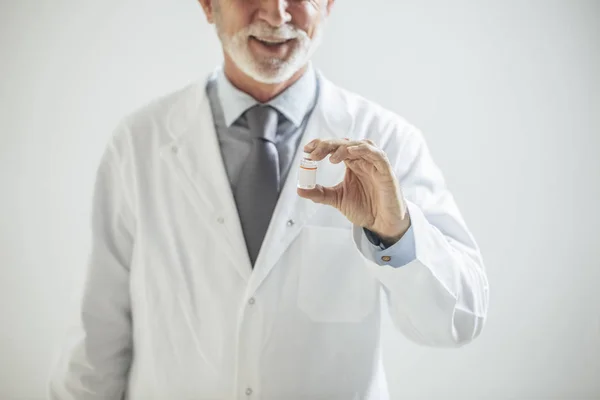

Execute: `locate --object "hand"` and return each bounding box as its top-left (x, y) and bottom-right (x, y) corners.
top-left (297, 138), bottom-right (411, 244)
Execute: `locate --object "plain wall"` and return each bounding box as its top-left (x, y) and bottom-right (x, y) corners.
top-left (1, 0), bottom-right (599, 398)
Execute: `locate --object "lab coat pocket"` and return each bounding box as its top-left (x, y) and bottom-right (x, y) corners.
top-left (297, 225), bottom-right (377, 323)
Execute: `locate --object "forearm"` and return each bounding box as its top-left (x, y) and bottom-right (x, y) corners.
top-left (355, 201), bottom-right (489, 347)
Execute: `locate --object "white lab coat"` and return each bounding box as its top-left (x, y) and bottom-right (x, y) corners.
top-left (49, 70), bottom-right (489, 400)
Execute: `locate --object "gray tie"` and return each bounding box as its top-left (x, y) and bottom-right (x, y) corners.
top-left (234, 105), bottom-right (281, 267)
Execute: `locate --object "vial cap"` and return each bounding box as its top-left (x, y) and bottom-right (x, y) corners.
top-left (303, 152), bottom-right (312, 160)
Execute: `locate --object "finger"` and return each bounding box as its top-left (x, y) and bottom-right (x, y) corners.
top-left (329, 140), bottom-right (370, 164)
top-left (303, 139), bottom-right (320, 152)
top-left (297, 184), bottom-right (338, 207)
top-left (329, 145), bottom-right (351, 164)
top-left (346, 143), bottom-right (390, 173)
top-left (344, 158), bottom-right (371, 176)
top-left (324, 139), bottom-right (379, 164)
top-left (310, 139), bottom-right (363, 161)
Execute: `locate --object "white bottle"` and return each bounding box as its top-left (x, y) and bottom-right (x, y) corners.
top-left (297, 152), bottom-right (318, 189)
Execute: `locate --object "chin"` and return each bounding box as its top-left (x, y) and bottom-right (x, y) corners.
top-left (248, 68), bottom-right (295, 84)
top-left (239, 54), bottom-right (303, 84)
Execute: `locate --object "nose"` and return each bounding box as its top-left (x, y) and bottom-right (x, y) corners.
top-left (257, 0), bottom-right (291, 27)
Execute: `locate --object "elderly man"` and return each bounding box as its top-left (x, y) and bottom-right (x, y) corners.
top-left (49, 0), bottom-right (489, 399)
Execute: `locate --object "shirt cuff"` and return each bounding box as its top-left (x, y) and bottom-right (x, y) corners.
top-left (362, 225), bottom-right (416, 268)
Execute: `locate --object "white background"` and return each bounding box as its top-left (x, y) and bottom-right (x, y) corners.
top-left (1, 0), bottom-right (599, 399)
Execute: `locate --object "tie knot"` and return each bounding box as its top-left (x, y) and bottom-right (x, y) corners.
top-left (245, 105), bottom-right (278, 142)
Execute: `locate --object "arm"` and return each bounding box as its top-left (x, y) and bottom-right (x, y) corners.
top-left (299, 125), bottom-right (489, 347)
top-left (49, 133), bottom-right (135, 399)
top-left (354, 126), bottom-right (489, 347)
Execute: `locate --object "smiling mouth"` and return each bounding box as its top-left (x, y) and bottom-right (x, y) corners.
top-left (250, 36), bottom-right (294, 46)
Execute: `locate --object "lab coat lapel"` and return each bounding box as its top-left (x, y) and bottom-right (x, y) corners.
top-left (249, 74), bottom-right (354, 293)
top-left (160, 78), bottom-right (253, 280)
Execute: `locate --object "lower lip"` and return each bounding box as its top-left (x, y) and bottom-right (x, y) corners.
top-left (249, 37), bottom-right (294, 57)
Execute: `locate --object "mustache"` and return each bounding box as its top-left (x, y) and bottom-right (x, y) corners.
top-left (242, 21), bottom-right (308, 40)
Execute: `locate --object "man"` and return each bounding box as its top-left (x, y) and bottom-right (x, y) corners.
top-left (49, 0), bottom-right (489, 399)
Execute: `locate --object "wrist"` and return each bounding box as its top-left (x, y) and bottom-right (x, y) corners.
top-left (374, 219), bottom-right (411, 247)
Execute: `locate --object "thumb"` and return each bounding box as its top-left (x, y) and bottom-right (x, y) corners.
top-left (297, 184), bottom-right (339, 207)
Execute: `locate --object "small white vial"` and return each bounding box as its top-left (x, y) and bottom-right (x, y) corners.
top-left (297, 152), bottom-right (318, 189)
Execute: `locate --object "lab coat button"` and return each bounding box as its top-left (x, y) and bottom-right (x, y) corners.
top-left (286, 219), bottom-right (295, 227)
top-left (245, 388), bottom-right (253, 396)
top-left (217, 217), bottom-right (225, 224)
top-left (171, 145), bottom-right (179, 154)
top-left (248, 297), bottom-right (255, 305)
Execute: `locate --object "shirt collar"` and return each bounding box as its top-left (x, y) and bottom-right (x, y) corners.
top-left (216, 63), bottom-right (317, 128)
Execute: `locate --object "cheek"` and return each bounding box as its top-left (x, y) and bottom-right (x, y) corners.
top-left (218, 0), bottom-right (255, 34)
top-left (289, 2), bottom-right (324, 37)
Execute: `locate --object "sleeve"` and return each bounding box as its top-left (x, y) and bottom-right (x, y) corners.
top-left (362, 226), bottom-right (417, 267)
top-left (48, 134), bottom-right (135, 399)
top-left (353, 124), bottom-right (489, 347)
